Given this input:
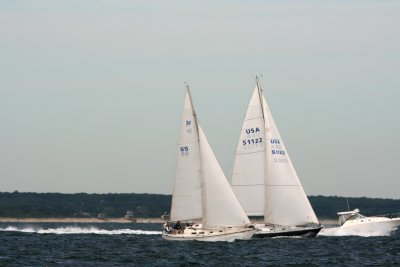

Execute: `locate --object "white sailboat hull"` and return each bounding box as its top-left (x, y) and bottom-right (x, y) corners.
top-left (162, 226), bottom-right (255, 242)
top-left (319, 217), bottom-right (400, 237)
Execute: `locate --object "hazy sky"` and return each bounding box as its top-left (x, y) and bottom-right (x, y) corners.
top-left (1, 0), bottom-right (399, 198)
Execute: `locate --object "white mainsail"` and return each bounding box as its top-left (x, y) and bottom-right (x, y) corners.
top-left (232, 81), bottom-right (319, 226)
top-left (171, 88), bottom-right (250, 228)
top-left (231, 88), bottom-right (266, 216)
top-left (170, 90), bottom-right (202, 222)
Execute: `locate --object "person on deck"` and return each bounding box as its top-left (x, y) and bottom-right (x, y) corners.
top-left (174, 221), bottom-right (183, 233)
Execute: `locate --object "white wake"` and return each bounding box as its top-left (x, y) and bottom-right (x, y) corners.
top-left (0, 226), bottom-right (161, 235)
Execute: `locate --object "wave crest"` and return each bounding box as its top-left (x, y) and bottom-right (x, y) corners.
top-left (0, 226), bottom-right (161, 235)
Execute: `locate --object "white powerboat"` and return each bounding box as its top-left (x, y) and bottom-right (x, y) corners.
top-left (319, 209), bottom-right (400, 237)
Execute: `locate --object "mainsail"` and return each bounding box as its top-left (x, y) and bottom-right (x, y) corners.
top-left (170, 90), bottom-right (202, 222)
top-left (231, 88), bottom-right (266, 216)
top-left (232, 81), bottom-right (319, 226)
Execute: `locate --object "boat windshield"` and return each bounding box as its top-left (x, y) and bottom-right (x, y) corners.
top-left (347, 213), bottom-right (365, 221)
top-left (338, 212), bottom-right (366, 225)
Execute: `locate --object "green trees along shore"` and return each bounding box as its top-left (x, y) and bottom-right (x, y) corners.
top-left (0, 192), bottom-right (399, 219)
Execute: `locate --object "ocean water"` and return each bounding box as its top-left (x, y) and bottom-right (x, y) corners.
top-left (0, 222), bottom-right (399, 266)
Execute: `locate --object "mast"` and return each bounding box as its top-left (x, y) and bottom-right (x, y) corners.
top-left (256, 74), bottom-right (271, 221)
top-left (185, 84), bottom-right (207, 225)
top-left (256, 75), bottom-right (266, 125)
top-left (185, 83), bottom-right (197, 123)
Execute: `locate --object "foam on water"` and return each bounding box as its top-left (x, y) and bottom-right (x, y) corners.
top-left (0, 226), bottom-right (161, 235)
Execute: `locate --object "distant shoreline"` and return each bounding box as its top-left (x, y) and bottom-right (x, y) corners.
top-left (0, 217), bottom-right (338, 225)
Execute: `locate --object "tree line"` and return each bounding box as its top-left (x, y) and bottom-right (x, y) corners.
top-left (0, 192), bottom-right (398, 219)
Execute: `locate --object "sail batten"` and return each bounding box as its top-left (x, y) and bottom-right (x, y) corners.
top-left (243, 117), bottom-right (264, 121)
top-left (237, 150), bottom-right (266, 155)
top-left (232, 184), bottom-right (265, 186)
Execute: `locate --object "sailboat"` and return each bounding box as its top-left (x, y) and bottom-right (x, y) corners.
top-left (162, 86), bottom-right (255, 241)
top-left (231, 77), bottom-right (322, 238)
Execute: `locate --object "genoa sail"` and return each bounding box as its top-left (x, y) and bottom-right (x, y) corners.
top-left (198, 125), bottom-right (250, 228)
top-left (262, 93), bottom-right (319, 226)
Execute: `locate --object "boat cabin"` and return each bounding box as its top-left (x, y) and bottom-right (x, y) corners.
top-left (337, 209), bottom-right (365, 226)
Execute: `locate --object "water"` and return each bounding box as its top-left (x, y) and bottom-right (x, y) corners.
top-left (1, 222), bottom-right (399, 266)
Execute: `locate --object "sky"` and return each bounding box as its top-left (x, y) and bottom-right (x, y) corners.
top-left (1, 0), bottom-right (399, 198)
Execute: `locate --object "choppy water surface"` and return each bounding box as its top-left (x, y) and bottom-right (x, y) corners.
top-left (1, 222), bottom-right (399, 266)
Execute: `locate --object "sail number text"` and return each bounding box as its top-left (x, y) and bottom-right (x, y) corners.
top-left (242, 138), bottom-right (263, 145)
top-left (180, 146), bottom-right (189, 152)
top-left (180, 146), bottom-right (189, 156)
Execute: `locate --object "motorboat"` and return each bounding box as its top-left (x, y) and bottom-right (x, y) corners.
top-left (319, 209), bottom-right (400, 236)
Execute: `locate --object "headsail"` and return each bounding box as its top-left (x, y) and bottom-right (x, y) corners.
top-left (231, 86), bottom-right (266, 216)
top-left (262, 91), bottom-right (319, 226)
top-left (198, 125), bottom-right (250, 228)
top-left (170, 89), bottom-right (202, 222)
